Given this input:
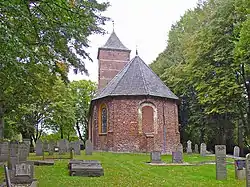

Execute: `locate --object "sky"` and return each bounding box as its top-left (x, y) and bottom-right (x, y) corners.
top-left (69, 0), bottom-right (199, 82)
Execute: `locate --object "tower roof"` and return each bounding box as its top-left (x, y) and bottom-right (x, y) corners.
top-left (93, 55), bottom-right (178, 100)
top-left (100, 31), bottom-right (130, 51)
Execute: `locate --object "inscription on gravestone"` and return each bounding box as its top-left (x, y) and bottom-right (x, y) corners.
top-left (246, 154), bottom-right (250, 187)
top-left (15, 163), bottom-right (31, 176)
top-left (215, 145), bottom-right (227, 180)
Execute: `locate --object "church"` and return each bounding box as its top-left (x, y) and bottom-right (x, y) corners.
top-left (88, 29), bottom-right (180, 154)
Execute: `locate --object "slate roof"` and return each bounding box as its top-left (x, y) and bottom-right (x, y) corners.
top-left (99, 31), bottom-right (130, 51)
top-left (93, 55), bottom-right (179, 100)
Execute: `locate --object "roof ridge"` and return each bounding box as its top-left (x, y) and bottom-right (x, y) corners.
top-left (138, 57), bottom-right (149, 94)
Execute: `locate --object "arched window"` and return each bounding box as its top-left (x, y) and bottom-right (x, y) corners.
top-left (99, 104), bottom-right (108, 134)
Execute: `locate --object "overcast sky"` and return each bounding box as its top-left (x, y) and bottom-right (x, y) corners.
top-left (69, 0), bottom-right (199, 82)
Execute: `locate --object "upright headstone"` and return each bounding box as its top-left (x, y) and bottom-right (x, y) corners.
top-left (43, 140), bottom-right (49, 152)
top-left (172, 151), bottom-right (183, 163)
top-left (35, 140), bottom-right (43, 156)
top-left (18, 143), bottom-right (29, 161)
top-left (12, 161), bottom-right (35, 184)
top-left (150, 151), bottom-right (161, 163)
top-left (85, 140), bottom-right (93, 155)
top-left (59, 139), bottom-right (67, 155)
top-left (215, 145), bottom-right (227, 180)
top-left (8, 141), bottom-right (19, 171)
top-left (246, 154), bottom-right (250, 187)
top-left (194, 144), bottom-right (199, 154)
top-left (176, 143), bottom-right (183, 154)
top-left (0, 141), bottom-right (9, 162)
top-left (71, 141), bottom-right (81, 155)
top-left (233, 146), bottom-right (240, 157)
top-left (22, 139), bottom-right (30, 153)
top-left (48, 140), bottom-right (55, 155)
top-left (187, 140), bottom-right (192, 154)
top-left (200, 143), bottom-right (207, 156)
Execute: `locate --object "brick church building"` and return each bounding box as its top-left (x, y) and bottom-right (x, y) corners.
top-left (88, 30), bottom-right (180, 154)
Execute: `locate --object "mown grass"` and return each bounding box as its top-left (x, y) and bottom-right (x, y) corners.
top-left (26, 151), bottom-right (245, 187)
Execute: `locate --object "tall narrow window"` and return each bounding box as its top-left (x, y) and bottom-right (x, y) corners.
top-left (101, 107), bottom-right (107, 133)
top-left (99, 104), bottom-right (108, 134)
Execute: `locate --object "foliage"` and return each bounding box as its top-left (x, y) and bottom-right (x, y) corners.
top-left (150, 0), bottom-right (250, 152)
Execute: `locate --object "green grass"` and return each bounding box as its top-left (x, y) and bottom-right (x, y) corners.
top-left (25, 151), bottom-right (245, 187)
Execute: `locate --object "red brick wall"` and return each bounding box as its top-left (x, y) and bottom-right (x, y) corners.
top-left (90, 96), bottom-right (180, 154)
top-left (98, 49), bottom-right (130, 90)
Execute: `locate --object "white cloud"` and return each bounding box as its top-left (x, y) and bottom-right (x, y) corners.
top-left (68, 0), bottom-right (198, 83)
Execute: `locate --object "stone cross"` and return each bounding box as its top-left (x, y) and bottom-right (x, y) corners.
top-left (85, 139), bottom-right (93, 155)
top-left (215, 145), bottom-right (227, 180)
top-left (194, 144), bottom-right (199, 154)
top-left (187, 140), bottom-right (192, 154)
top-left (172, 151), bottom-right (183, 163)
top-left (246, 154), bottom-right (250, 186)
top-left (35, 140), bottom-right (43, 156)
top-left (150, 151), bottom-right (161, 163)
top-left (233, 146), bottom-right (240, 157)
top-left (200, 143), bottom-right (206, 156)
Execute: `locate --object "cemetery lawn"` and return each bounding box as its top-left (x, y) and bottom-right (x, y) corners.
top-left (1, 152), bottom-right (246, 187)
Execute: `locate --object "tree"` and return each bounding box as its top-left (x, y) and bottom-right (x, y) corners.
top-left (70, 80), bottom-right (96, 142)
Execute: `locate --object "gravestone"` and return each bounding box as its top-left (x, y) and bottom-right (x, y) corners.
top-left (234, 159), bottom-right (246, 180)
top-left (11, 161), bottom-right (35, 184)
top-left (233, 146), bottom-right (240, 157)
top-left (200, 143), bottom-right (207, 156)
top-left (85, 140), bottom-right (93, 155)
top-left (48, 140), bottom-right (55, 155)
top-left (35, 140), bottom-right (43, 156)
top-left (22, 139), bottom-right (30, 153)
top-left (194, 144), bottom-right (199, 154)
top-left (69, 160), bottom-right (104, 177)
top-left (19, 142), bottom-right (29, 161)
top-left (8, 141), bottom-right (19, 169)
top-left (215, 145), bottom-right (227, 180)
top-left (172, 151), bottom-right (183, 163)
top-left (246, 154), bottom-right (250, 187)
top-left (0, 141), bottom-right (9, 162)
top-left (74, 141), bottom-right (81, 155)
top-left (59, 139), bottom-right (67, 155)
top-left (43, 140), bottom-right (49, 152)
top-left (176, 143), bottom-right (183, 154)
top-left (187, 140), bottom-right (192, 154)
top-left (150, 151), bottom-right (161, 163)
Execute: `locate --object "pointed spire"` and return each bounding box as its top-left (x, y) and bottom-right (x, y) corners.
top-left (112, 20), bottom-right (115, 32)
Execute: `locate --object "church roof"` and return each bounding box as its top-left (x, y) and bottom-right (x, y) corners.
top-left (99, 31), bottom-right (130, 51)
top-left (93, 55), bottom-right (179, 100)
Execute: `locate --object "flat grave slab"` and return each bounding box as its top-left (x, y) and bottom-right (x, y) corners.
top-left (68, 160), bottom-right (104, 177)
top-left (32, 160), bottom-right (54, 166)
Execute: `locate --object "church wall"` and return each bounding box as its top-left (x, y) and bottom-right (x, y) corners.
top-left (98, 49), bottom-right (130, 90)
top-left (91, 96), bottom-right (180, 154)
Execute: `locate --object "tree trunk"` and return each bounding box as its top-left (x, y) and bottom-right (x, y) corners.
top-left (76, 121), bottom-right (84, 142)
top-left (60, 126), bottom-right (63, 139)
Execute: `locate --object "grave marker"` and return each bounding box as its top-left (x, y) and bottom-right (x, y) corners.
top-left (150, 151), bottom-right (161, 163)
top-left (172, 151), bottom-right (183, 163)
top-left (194, 144), bottom-right (199, 154)
top-left (233, 146), bottom-right (240, 157)
top-left (215, 145), bottom-right (227, 180)
top-left (187, 140), bottom-right (192, 154)
top-left (200, 143), bottom-right (207, 156)
top-left (176, 143), bottom-right (183, 154)
top-left (35, 140), bottom-right (43, 156)
top-left (0, 141), bottom-right (9, 162)
top-left (85, 140), bottom-right (93, 155)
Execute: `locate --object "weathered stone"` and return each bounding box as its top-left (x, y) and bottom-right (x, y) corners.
top-left (8, 142), bottom-right (19, 169)
top-left (187, 140), bottom-right (192, 154)
top-left (233, 146), bottom-right (240, 157)
top-left (72, 141), bottom-right (81, 155)
top-left (43, 140), bottom-right (48, 152)
top-left (59, 139), bottom-right (68, 155)
top-left (85, 140), bottom-right (93, 155)
top-left (215, 145), bottom-right (227, 180)
top-left (246, 154), bottom-right (250, 186)
top-left (150, 151), bottom-right (161, 163)
top-left (22, 139), bottom-right (30, 153)
top-left (18, 143), bottom-right (29, 161)
top-left (235, 160), bottom-right (246, 180)
top-left (194, 144), bottom-right (199, 154)
top-left (48, 140), bottom-right (56, 155)
top-left (11, 161), bottom-right (35, 184)
top-left (200, 143), bottom-right (206, 156)
top-left (69, 160), bottom-right (104, 177)
top-left (0, 141), bottom-right (9, 162)
top-left (35, 140), bottom-right (43, 156)
top-left (172, 151), bottom-right (183, 163)
top-left (33, 160), bottom-right (54, 166)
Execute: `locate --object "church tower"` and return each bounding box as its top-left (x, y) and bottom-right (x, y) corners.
top-left (97, 29), bottom-right (131, 90)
